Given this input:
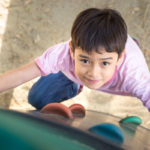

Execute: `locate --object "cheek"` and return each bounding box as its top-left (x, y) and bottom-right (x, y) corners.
top-left (75, 62), bottom-right (86, 76)
top-left (74, 62), bottom-right (81, 74)
top-left (102, 65), bottom-right (116, 79)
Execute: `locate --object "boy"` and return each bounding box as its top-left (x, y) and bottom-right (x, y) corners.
top-left (0, 8), bottom-right (150, 111)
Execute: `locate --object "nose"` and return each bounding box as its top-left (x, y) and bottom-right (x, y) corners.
top-left (88, 63), bottom-right (100, 79)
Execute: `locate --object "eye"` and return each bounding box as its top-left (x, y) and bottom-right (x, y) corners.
top-left (80, 59), bottom-right (89, 64)
top-left (102, 61), bottom-right (110, 66)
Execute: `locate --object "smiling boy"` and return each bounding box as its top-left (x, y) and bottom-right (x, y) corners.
top-left (0, 8), bottom-right (150, 111)
top-left (70, 47), bottom-right (123, 90)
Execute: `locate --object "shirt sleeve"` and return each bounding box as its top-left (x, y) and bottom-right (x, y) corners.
top-left (123, 66), bottom-right (150, 111)
top-left (35, 41), bottom-right (71, 76)
top-left (122, 36), bottom-right (150, 111)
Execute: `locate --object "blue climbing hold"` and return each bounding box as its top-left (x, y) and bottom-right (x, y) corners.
top-left (89, 123), bottom-right (124, 145)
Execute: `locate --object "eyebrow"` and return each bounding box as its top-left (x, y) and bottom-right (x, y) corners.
top-left (79, 55), bottom-right (89, 59)
top-left (79, 54), bottom-right (113, 60)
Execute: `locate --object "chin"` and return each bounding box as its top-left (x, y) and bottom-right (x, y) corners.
top-left (86, 84), bottom-right (100, 90)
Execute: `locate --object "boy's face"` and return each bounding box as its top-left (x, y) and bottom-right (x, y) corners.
top-left (70, 44), bottom-right (124, 90)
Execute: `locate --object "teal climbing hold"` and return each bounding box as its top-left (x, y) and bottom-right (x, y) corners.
top-left (89, 123), bottom-right (124, 145)
top-left (119, 116), bottom-right (142, 125)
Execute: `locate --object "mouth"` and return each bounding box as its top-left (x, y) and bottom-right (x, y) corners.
top-left (85, 78), bottom-right (100, 84)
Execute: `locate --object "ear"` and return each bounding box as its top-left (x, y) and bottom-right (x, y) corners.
top-left (69, 41), bottom-right (75, 59)
top-left (117, 49), bottom-right (125, 65)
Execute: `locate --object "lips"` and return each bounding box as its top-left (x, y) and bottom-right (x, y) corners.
top-left (85, 77), bottom-right (100, 84)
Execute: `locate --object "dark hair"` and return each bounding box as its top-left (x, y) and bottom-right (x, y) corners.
top-left (71, 8), bottom-right (127, 57)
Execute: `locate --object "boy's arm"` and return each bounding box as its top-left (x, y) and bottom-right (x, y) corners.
top-left (0, 61), bottom-right (41, 93)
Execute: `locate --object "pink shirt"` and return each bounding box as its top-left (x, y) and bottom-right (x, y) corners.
top-left (35, 35), bottom-right (150, 110)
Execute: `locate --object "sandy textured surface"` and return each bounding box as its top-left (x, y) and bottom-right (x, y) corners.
top-left (0, 0), bottom-right (150, 128)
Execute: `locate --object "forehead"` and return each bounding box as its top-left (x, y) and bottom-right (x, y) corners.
top-left (75, 48), bottom-right (118, 59)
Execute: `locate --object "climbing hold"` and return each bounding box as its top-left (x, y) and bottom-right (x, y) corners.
top-left (69, 104), bottom-right (86, 117)
top-left (89, 123), bottom-right (124, 145)
top-left (119, 116), bottom-right (142, 125)
top-left (40, 103), bottom-right (73, 119)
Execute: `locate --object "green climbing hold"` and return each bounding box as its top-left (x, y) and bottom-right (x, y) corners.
top-left (119, 116), bottom-right (142, 125)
